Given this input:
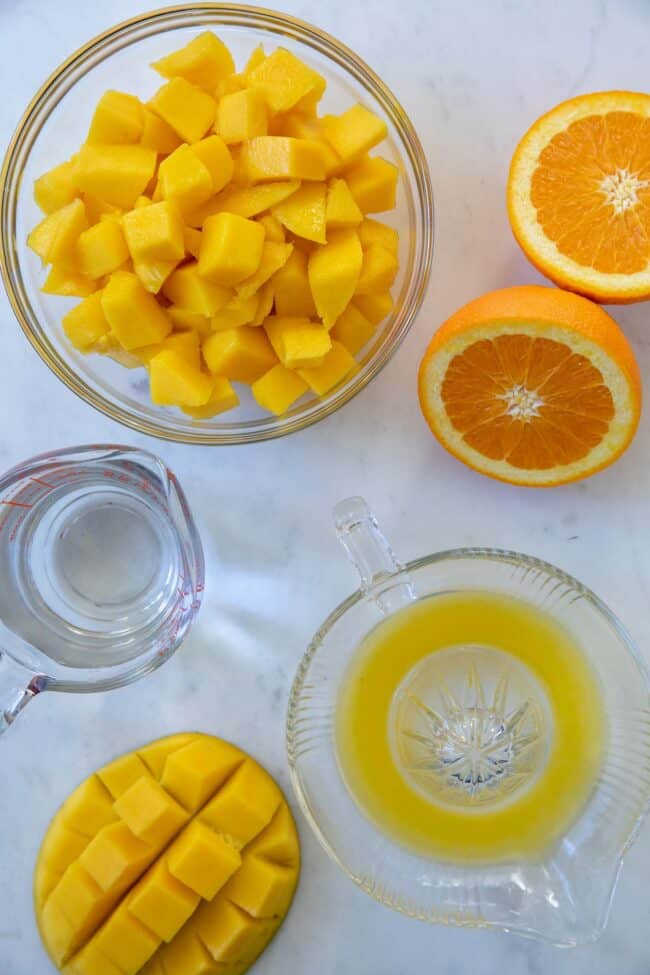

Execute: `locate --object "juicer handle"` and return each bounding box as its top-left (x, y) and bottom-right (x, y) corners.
top-left (334, 497), bottom-right (415, 615)
top-left (0, 652), bottom-right (42, 734)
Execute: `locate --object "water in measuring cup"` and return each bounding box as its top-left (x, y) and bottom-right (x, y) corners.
top-left (0, 460), bottom-right (189, 670)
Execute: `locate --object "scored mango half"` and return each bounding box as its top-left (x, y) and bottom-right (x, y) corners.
top-left (28, 30), bottom-right (400, 419)
top-left (35, 733), bottom-right (300, 975)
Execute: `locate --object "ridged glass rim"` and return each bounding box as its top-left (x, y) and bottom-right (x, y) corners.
top-left (287, 546), bottom-right (650, 939)
top-left (0, 3), bottom-right (434, 445)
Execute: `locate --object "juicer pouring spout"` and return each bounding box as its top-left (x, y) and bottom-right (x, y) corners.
top-left (334, 497), bottom-right (416, 615)
top-left (0, 652), bottom-right (45, 734)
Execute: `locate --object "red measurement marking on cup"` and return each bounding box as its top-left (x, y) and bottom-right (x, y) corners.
top-left (30, 477), bottom-right (55, 489)
top-left (0, 500), bottom-right (32, 508)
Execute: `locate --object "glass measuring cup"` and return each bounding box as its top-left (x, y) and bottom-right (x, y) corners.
top-left (287, 497), bottom-right (650, 946)
top-left (0, 445), bottom-right (204, 732)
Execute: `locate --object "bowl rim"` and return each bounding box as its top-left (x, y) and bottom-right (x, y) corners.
top-left (0, 3), bottom-right (434, 445)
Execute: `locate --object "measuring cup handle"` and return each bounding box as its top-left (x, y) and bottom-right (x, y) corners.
top-left (0, 653), bottom-right (42, 734)
top-left (333, 497), bottom-right (416, 615)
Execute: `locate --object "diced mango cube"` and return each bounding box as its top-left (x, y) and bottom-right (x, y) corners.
top-left (128, 859), bottom-right (200, 943)
top-left (43, 266), bottom-right (97, 298)
top-left (209, 180), bottom-right (299, 219)
top-left (183, 225), bottom-right (203, 259)
top-left (344, 155), bottom-right (398, 213)
top-left (133, 258), bottom-right (179, 295)
top-left (257, 214), bottom-right (285, 243)
top-left (34, 861), bottom-right (61, 909)
top-left (140, 110), bottom-right (182, 154)
top-left (273, 112), bottom-right (341, 176)
top-left (247, 48), bottom-right (325, 114)
top-left (198, 212), bottom-right (265, 286)
top-left (251, 280), bottom-right (275, 326)
top-left (356, 243), bottom-right (398, 294)
top-left (321, 104), bottom-right (387, 164)
top-left (203, 327), bottom-right (277, 383)
top-left (298, 340), bottom-right (359, 394)
top-left (28, 198), bottom-right (88, 267)
top-left (265, 316), bottom-right (331, 370)
top-left (308, 228), bottom-right (362, 328)
top-left (123, 200), bottom-right (185, 263)
top-left (168, 307), bottom-right (211, 337)
top-left (41, 898), bottom-right (81, 967)
top-left (76, 218), bottom-right (129, 279)
top-left (113, 776), bottom-right (189, 847)
top-left (273, 182), bottom-right (326, 243)
top-left (237, 241), bottom-right (292, 300)
top-left (273, 247), bottom-right (316, 317)
top-left (168, 821), bottom-right (241, 900)
top-left (39, 820), bottom-right (90, 875)
top-left (199, 760), bottom-right (281, 847)
top-left (182, 376), bottom-right (239, 419)
top-left (87, 91), bottom-right (144, 145)
top-left (159, 926), bottom-right (218, 975)
top-left (162, 263), bottom-right (231, 316)
top-left (49, 862), bottom-right (114, 949)
top-left (215, 88), bottom-right (267, 144)
top-left (64, 942), bottom-right (124, 975)
top-left (158, 145), bottom-right (214, 218)
top-left (82, 193), bottom-right (122, 224)
top-left (353, 290), bottom-right (394, 325)
top-left (79, 822), bottom-right (155, 894)
top-left (247, 803), bottom-right (300, 866)
top-left (224, 856), bottom-right (294, 918)
top-left (34, 160), bottom-right (77, 214)
top-left (190, 135), bottom-right (234, 193)
top-left (152, 31), bottom-right (235, 91)
top-left (74, 145), bottom-right (157, 210)
top-left (326, 178), bottom-right (363, 229)
top-left (251, 365), bottom-right (308, 416)
top-left (193, 894), bottom-right (271, 964)
top-left (216, 73), bottom-right (247, 98)
top-left (149, 350), bottom-right (212, 407)
top-left (62, 776), bottom-right (118, 838)
top-left (330, 303), bottom-right (376, 355)
top-left (100, 271), bottom-right (172, 350)
top-left (149, 78), bottom-right (216, 144)
top-left (357, 217), bottom-right (399, 255)
top-left (161, 738), bottom-right (243, 812)
top-left (137, 734), bottom-right (199, 780)
top-left (243, 136), bottom-right (325, 181)
top-left (210, 293), bottom-right (258, 331)
top-left (92, 905), bottom-right (161, 975)
top-left (245, 44), bottom-right (267, 75)
top-left (164, 330), bottom-right (202, 369)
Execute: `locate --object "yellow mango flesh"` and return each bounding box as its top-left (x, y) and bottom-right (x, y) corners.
top-left (203, 327), bottom-right (278, 383)
top-left (34, 161), bottom-right (78, 214)
top-left (344, 155), bottom-right (398, 213)
top-left (252, 364), bottom-right (308, 415)
top-left (35, 735), bottom-right (299, 975)
top-left (208, 180), bottom-right (299, 220)
top-left (149, 78), bottom-right (216, 145)
top-left (87, 91), bottom-right (144, 146)
top-left (326, 178), bottom-right (363, 229)
top-left (330, 303), bottom-right (376, 356)
top-left (150, 350), bottom-right (212, 407)
top-left (273, 182), bottom-right (327, 243)
top-left (355, 243), bottom-right (399, 295)
top-left (216, 88), bottom-right (268, 144)
top-left (28, 199), bottom-right (88, 268)
top-left (243, 137), bottom-right (325, 182)
top-left (182, 376), bottom-right (239, 418)
top-left (152, 32), bottom-right (235, 91)
top-left (321, 103), bottom-right (387, 164)
top-left (198, 212), bottom-right (265, 286)
top-left (158, 145), bottom-right (214, 219)
top-left (265, 316), bottom-right (331, 369)
top-left (75, 145), bottom-right (157, 210)
top-left (246, 48), bottom-right (325, 115)
top-left (76, 218), bottom-right (129, 279)
top-left (308, 228), bottom-right (363, 328)
top-left (298, 339), bottom-right (359, 394)
top-left (273, 248), bottom-right (317, 317)
top-left (101, 271), bottom-right (172, 350)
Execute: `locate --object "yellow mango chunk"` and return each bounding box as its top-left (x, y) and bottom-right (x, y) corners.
top-left (34, 160), bottom-right (77, 214)
top-left (133, 258), bottom-right (179, 295)
top-left (140, 110), bottom-right (182, 154)
top-left (164, 330), bottom-right (202, 369)
top-left (216, 88), bottom-right (268, 144)
top-left (321, 104), bottom-right (387, 164)
top-left (298, 340), bottom-right (359, 394)
top-left (251, 279), bottom-right (275, 326)
top-left (79, 822), bottom-right (155, 894)
top-left (168, 306), bottom-right (211, 337)
top-left (273, 112), bottom-right (341, 176)
top-left (158, 926), bottom-right (217, 975)
top-left (149, 350), bottom-right (212, 407)
top-left (113, 777), bottom-right (189, 847)
top-left (211, 293), bottom-right (258, 331)
top-left (193, 894), bottom-right (273, 965)
top-left (247, 48), bottom-right (325, 114)
top-left (326, 177), bottom-right (363, 229)
top-left (273, 247), bottom-right (317, 317)
top-left (183, 226), bottom-right (203, 259)
top-left (162, 263), bottom-right (231, 316)
top-left (39, 821), bottom-right (90, 876)
top-left (62, 777), bottom-right (118, 838)
top-left (247, 803), bottom-right (300, 867)
top-left (41, 899), bottom-right (81, 966)
top-left (237, 241), bottom-right (292, 300)
top-left (208, 180), bottom-right (299, 220)
top-left (203, 327), bottom-right (277, 383)
top-left (344, 155), bottom-right (398, 213)
top-left (257, 214), bottom-right (285, 243)
top-left (101, 271), bottom-right (172, 350)
top-left (356, 243), bottom-right (398, 294)
top-left (224, 856), bottom-right (294, 918)
top-left (330, 303), bottom-right (376, 355)
top-left (64, 942), bottom-right (123, 975)
top-left (251, 363), bottom-right (307, 415)
top-left (357, 217), bottom-right (399, 255)
top-left (182, 375), bottom-right (239, 419)
top-left (43, 266), bottom-right (97, 298)
top-left (82, 193), bottom-right (122, 224)
top-left (273, 182), bottom-right (326, 243)
top-left (128, 859), bottom-right (200, 943)
top-left (190, 135), bottom-right (234, 193)
top-left (92, 905), bottom-right (161, 975)
top-left (161, 738), bottom-right (243, 812)
top-left (168, 821), bottom-right (241, 900)
top-left (198, 212), bottom-right (265, 286)
top-left (199, 761), bottom-right (280, 846)
top-left (28, 198), bottom-right (88, 267)
top-left (48, 863), bottom-right (116, 956)
top-left (308, 228), bottom-right (363, 328)
top-left (74, 145), bottom-right (156, 210)
top-left (243, 136), bottom-right (325, 182)
top-left (265, 316), bottom-right (331, 370)
top-left (216, 72), bottom-right (247, 98)
top-left (137, 734), bottom-right (199, 780)
top-left (158, 145), bottom-right (214, 218)
top-left (87, 91), bottom-right (144, 145)
top-left (149, 78), bottom-right (216, 144)
top-left (76, 219), bottom-right (129, 279)
top-left (123, 200), bottom-right (185, 263)
top-left (353, 290), bottom-right (394, 325)
top-left (152, 32), bottom-right (235, 91)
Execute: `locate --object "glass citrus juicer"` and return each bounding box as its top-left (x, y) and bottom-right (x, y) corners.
top-left (287, 497), bottom-right (650, 946)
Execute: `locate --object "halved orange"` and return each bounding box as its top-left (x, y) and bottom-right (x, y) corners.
top-left (508, 91), bottom-right (650, 303)
top-left (418, 286), bottom-right (641, 486)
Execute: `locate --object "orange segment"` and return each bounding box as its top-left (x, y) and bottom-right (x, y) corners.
top-left (508, 92), bottom-right (650, 302)
top-left (418, 285), bottom-right (641, 487)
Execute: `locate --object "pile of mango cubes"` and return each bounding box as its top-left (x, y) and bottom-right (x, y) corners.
top-left (27, 31), bottom-right (399, 418)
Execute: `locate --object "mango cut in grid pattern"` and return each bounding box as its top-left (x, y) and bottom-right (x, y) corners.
top-left (35, 734), bottom-right (300, 975)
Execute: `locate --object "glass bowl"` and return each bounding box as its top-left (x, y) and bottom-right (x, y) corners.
top-left (287, 498), bottom-right (650, 946)
top-left (0, 5), bottom-right (433, 445)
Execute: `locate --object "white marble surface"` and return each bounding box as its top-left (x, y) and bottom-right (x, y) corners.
top-left (1, 0), bottom-right (650, 972)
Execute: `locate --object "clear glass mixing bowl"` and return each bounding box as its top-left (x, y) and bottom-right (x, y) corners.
top-left (0, 5), bottom-right (433, 444)
top-left (287, 498), bottom-right (650, 946)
